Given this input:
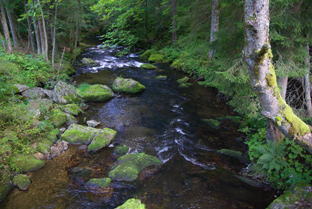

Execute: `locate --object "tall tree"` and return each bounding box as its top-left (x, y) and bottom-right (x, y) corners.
top-left (209, 0), bottom-right (220, 59)
top-left (243, 0), bottom-right (312, 150)
top-left (24, 0), bottom-right (35, 51)
top-left (0, 0), bottom-right (12, 54)
top-left (5, 7), bottom-right (18, 48)
top-left (51, 1), bottom-right (58, 68)
top-left (37, 0), bottom-right (48, 61)
top-left (304, 37), bottom-right (312, 117)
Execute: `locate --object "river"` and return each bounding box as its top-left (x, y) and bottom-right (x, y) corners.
top-left (0, 40), bottom-right (276, 209)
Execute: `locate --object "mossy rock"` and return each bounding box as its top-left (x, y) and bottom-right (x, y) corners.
top-left (61, 124), bottom-right (99, 144)
top-left (87, 178), bottom-right (111, 189)
top-left (202, 119), bottom-right (221, 129)
top-left (46, 128), bottom-right (60, 143)
top-left (177, 77), bottom-right (189, 84)
top-left (139, 49), bottom-right (155, 61)
top-left (47, 108), bottom-right (67, 128)
top-left (77, 84), bottom-right (114, 102)
top-left (115, 198), bottom-right (145, 209)
top-left (114, 145), bottom-right (129, 156)
top-left (108, 153), bottom-right (161, 181)
top-left (170, 58), bottom-right (184, 70)
top-left (87, 128), bottom-right (117, 152)
top-left (267, 183), bottom-right (312, 209)
top-left (148, 54), bottom-right (164, 63)
top-left (179, 83), bottom-right (193, 88)
top-left (81, 58), bottom-right (97, 66)
top-left (217, 149), bottom-right (250, 164)
top-left (60, 104), bottom-right (83, 116)
top-left (36, 139), bottom-right (53, 154)
top-left (112, 77), bottom-right (146, 94)
top-left (13, 174), bottom-right (31, 191)
top-left (53, 81), bottom-right (81, 104)
top-left (155, 75), bottom-right (167, 80)
top-left (0, 170), bottom-right (13, 202)
top-left (11, 155), bottom-right (45, 172)
top-left (140, 63), bottom-right (157, 69)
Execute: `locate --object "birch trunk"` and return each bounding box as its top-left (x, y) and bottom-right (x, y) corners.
top-left (304, 40), bottom-right (312, 117)
top-left (243, 0), bottom-right (312, 151)
top-left (37, 0), bottom-right (48, 62)
top-left (0, 2), bottom-right (12, 54)
top-left (172, 0), bottom-right (177, 45)
top-left (5, 8), bottom-right (18, 48)
top-left (209, 0), bottom-right (220, 59)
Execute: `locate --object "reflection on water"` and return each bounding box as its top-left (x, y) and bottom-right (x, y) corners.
top-left (0, 42), bottom-right (276, 209)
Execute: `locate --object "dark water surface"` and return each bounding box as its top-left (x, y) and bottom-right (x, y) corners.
top-left (0, 41), bottom-right (276, 209)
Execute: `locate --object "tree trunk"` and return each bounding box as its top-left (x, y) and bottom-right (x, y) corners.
top-left (277, 76), bottom-right (288, 100)
top-left (38, 18), bottom-right (45, 55)
top-left (0, 1), bottom-right (12, 54)
top-left (73, 0), bottom-right (81, 63)
top-left (267, 120), bottom-right (284, 143)
top-left (209, 0), bottom-right (220, 59)
top-left (52, 3), bottom-right (58, 68)
top-left (243, 0), bottom-right (312, 151)
top-left (5, 7), bottom-right (18, 48)
top-left (172, 0), bottom-right (177, 45)
top-left (37, 0), bottom-right (48, 62)
top-left (33, 19), bottom-right (41, 54)
top-left (304, 39), bottom-right (312, 117)
top-left (24, 0), bottom-right (35, 52)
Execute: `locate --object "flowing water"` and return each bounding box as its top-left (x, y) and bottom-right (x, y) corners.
top-left (0, 40), bottom-right (276, 209)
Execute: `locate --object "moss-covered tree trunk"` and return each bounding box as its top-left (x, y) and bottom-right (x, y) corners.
top-left (243, 0), bottom-right (312, 151)
top-left (0, 1), bottom-right (12, 54)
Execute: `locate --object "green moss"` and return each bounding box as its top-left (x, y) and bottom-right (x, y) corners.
top-left (202, 119), bottom-right (221, 129)
top-left (60, 104), bottom-right (83, 116)
top-left (11, 155), bottom-right (45, 172)
top-left (60, 124), bottom-right (99, 144)
top-left (108, 153), bottom-right (161, 181)
top-left (115, 198), bottom-right (145, 209)
top-left (77, 84), bottom-right (114, 102)
top-left (0, 170), bottom-right (12, 202)
top-left (87, 178), bottom-right (111, 188)
top-left (171, 58), bottom-right (185, 70)
top-left (155, 75), bottom-right (167, 80)
top-left (139, 49), bottom-right (155, 61)
top-left (114, 145), bottom-right (129, 156)
top-left (148, 54), bottom-right (164, 63)
top-left (179, 83), bottom-right (193, 88)
top-left (140, 64), bottom-right (157, 69)
top-left (177, 77), bottom-right (189, 84)
top-left (112, 77), bottom-right (146, 94)
top-left (87, 128), bottom-right (117, 152)
top-left (47, 109), bottom-right (67, 128)
top-left (13, 174), bottom-right (31, 191)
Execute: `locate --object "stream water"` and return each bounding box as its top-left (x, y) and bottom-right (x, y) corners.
top-left (0, 40), bottom-right (276, 209)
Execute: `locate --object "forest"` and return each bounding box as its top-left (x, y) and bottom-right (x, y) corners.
top-left (0, 0), bottom-right (312, 208)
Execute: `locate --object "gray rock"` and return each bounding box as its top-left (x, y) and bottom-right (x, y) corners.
top-left (48, 140), bottom-right (69, 159)
top-left (87, 120), bottom-right (101, 127)
top-left (22, 87), bottom-right (46, 99)
top-left (28, 99), bottom-right (53, 118)
top-left (42, 89), bottom-right (54, 99)
top-left (65, 113), bottom-right (78, 126)
top-left (14, 84), bottom-right (30, 93)
top-left (53, 81), bottom-right (81, 104)
top-left (59, 127), bottom-right (66, 133)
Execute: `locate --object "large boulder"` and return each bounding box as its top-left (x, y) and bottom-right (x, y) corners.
top-left (60, 124), bottom-right (116, 151)
top-left (22, 87), bottom-right (46, 99)
top-left (60, 104), bottom-right (83, 116)
top-left (11, 155), bottom-right (45, 172)
top-left (87, 128), bottom-right (117, 152)
top-left (14, 84), bottom-right (30, 93)
top-left (47, 109), bottom-right (68, 128)
top-left (115, 198), bottom-right (146, 209)
top-left (108, 153), bottom-right (161, 181)
top-left (53, 81), bottom-right (81, 104)
top-left (77, 84), bottom-right (114, 102)
top-left (112, 77), bottom-right (145, 94)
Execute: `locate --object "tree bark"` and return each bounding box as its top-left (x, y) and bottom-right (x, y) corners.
top-left (277, 76), bottom-right (288, 100)
top-left (73, 0), bottom-right (81, 63)
top-left (52, 2), bottom-right (57, 68)
top-left (243, 0), bottom-right (312, 151)
top-left (0, 1), bottom-right (12, 54)
top-left (24, 0), bottom-right (35, 51)
top-left (209, 0), bottom-right (220, 59)
top-left (37, 0), bottom-right (48, 62)
top-left (33, 18), bottom-right (41, 54)
top-left (5, 7), bottom-right (18, 48)
top-left (304, 39), bottom-right (312, 117)
top-left (172, 0), bottom-right (177, 45)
